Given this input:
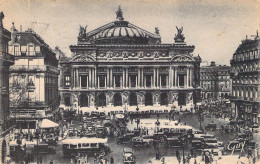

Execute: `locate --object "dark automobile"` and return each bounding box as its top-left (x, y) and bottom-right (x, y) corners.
top-left (191, 139), bottom-right (203, 150)
top-left (205, 123), bottom-right (217, 131)
top-left (116, 133), bottom-right (135, 144)
top-left (164, 137), bottom-right (182, 148)
top-left (131, 137), bottom-right (149, 149)
top-left (153, 132), bottom-right (167, 143)
top-left (123, 148), bottom-right (135, 164)
top-left (34, 143), bottom-right (56, 154)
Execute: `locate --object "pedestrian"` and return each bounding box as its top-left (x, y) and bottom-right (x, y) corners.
top-left (176, 150), bottom-right (180, 160)
top-left (110, 156), bottom-right (114, 164)
top-left (161, 155), bottom-right (165, 164)
top-left (50, 159), bottom-right (54, 164)
top-left (39, 156), bottom-right (42, 164)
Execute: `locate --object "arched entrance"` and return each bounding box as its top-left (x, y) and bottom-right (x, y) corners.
top-left (80, 94), bottom-right (88, 107)
top-left (98, 93), bottom-right (106, 107)
top-left (114, 93), bottom-right (122, 106)
top-left (178, 92), bottom-right (186, 106)
top-left (160, 92), bottom-right (168, 105)
top-left (129, 92), bottom-right (137, 106)
top-left (145, 93), bottom-right (153, 106)
top-left (2, 140), bottom-right (6, 163)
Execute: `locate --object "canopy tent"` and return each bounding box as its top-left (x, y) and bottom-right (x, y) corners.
top-left (39, 119), bottom-right (59, 129)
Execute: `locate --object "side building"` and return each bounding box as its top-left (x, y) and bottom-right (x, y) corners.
top-left (59, 7), bottom-right (202, 113)
top-left (200, 61), bottom-right (231, 101)
top-left (8, 24), bottom-right (60, 131)
top-left (230, 32), bottom-right (260, 126)
top-left (0, 12), bottom-right (15, 163)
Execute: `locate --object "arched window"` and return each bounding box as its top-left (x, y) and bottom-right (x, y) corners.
top-left (114, 93), bottom-right (122, 106)
top-left (80, 94), bottom-right (88, 107)
top-left (160, 92), bottom-right (168, 106)
top-left (145, 93), bottom-right (153, 106)
top-left (129, 92), bottom-right (137, 106)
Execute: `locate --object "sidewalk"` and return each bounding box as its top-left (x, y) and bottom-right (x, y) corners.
top-left (148, 155), bottom-right (255, 164)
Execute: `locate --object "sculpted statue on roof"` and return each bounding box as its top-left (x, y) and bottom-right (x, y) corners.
top-left (174, 26), bottom-right (185, 43)
top-left (79, 25), bottom-right (87, 38)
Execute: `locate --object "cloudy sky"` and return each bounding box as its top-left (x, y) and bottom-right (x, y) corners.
top-left (1, 0), bottom-right (259, 65)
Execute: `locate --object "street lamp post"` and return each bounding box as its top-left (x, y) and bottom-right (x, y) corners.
top-left (155, 114), bottom-right (160, 160)
top-left (180, 137), bottom-right (186, 164)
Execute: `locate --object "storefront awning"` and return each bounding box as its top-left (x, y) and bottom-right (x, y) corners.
top-left (39, 119), bottom-right (59, 128)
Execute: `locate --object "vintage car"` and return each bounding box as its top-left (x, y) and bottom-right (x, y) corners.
top-left (43, 133), bottom-right (58, 145)
top-left (202, 138), bottom-right (223, 148)
top-left (193, 130), bottom-right (205, 139)
top-left (164, 137), bottom-right (182, 148)
top-left (153, 132), bottom-right (167, 143)
top-left (116, 133), bottom-right (135, 144)
top-left (131, 137), bottom-right (150, 148)
top-left (142, 135), bottom-right (154, 145)
top-left (123, 148), bottom-right (135, 164)
top-left (191, 139), bottom-right (204, 150)
top-left (205, 123), bottom-right (217, 131)
top-left (34, 143), bottom-right (56, 154)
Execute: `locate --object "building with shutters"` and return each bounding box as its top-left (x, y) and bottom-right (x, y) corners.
top-left (230, 32), bottom-right (260, 125)
top-left (8, 23), bottom-right (59, 130)
top-left (59, 7), bottom-right (202, 113)
top-left (200, 61), bottom-right (231, 101)
top-left (0, 12), bottom-right (15, 163)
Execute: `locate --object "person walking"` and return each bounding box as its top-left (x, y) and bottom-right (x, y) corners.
top-left (110, 156), bottom-right (114, 164)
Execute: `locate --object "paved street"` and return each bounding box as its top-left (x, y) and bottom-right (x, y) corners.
top-left (34, 113), bottom-right (243, 164)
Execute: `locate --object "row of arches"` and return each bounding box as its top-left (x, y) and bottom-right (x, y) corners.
top-left (78, 92), bottom-right (169, 107)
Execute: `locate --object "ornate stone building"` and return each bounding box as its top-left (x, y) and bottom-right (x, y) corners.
top-left (8, 24), bottom-right (60, 130)
top-left (59, 7), bottom-right (201, 112)
top-left (0, 12), bottom-right (15, 163)
top-left (200, 61), bottom-right (231, 101)
top-left (230, 32), bottom-right (260, 125)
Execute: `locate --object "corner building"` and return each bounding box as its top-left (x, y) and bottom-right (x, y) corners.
top-left (59, 7), bottom-right (201, 112)
top-left (230, 32), bottom-right (260, 125)
top-left (0, 12), bottom-right (14, 163)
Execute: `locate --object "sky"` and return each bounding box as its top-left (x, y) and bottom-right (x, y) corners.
top-left (1, 0), bottom-right (259, 65)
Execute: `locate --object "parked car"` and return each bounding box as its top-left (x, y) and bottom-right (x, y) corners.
top-left (123, 148), bottom-right (135, 164)
top-left (191, 139), bottom-right (203, 150)
top-left (142, 135), bottom-right (154, 145)
top-left (164, 137), bottom-right (182, 148)
top-left (131, 137), bottom-right (150, 149)
top-left (33, 143), bottom-right (56, 154)
top-left (116, 133), bottom-right (135, 144)
top-left (205, 123), bottom-right (217, 131)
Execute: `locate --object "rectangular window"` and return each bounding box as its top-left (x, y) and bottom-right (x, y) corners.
top-left (28, 46), bottom-right (34, 56)
top-left (14, 46), bottom-right (20, 56)
top-left (115, 75), bottom-right (121, 87)
top-left (65, 76), bottom-right (70, 87)
top-left (81, 75), bottom-right (87, 88)
top-left (99, 75), bottom-right (106, 88)
top-left (146, 75), bottom-right (152, 87)
top-left (130, 75), bottom-right (136, 87)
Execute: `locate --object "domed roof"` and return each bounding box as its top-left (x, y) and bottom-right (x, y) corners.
top-left (92, 21), bottom-right (149, 44)
top-left (78, 6), bottom-right (161, 45)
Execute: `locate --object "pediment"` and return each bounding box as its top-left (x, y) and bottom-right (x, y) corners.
top-left (71, 53), bottom-right (96, 62)
top-left (171, 55), bottom-right (194, 62)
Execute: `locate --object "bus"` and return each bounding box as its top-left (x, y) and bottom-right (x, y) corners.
top-left (62, 137), bottom-right (110, 156)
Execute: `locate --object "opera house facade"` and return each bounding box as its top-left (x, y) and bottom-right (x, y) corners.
top-left (59, 7), bottom-right (202, 112)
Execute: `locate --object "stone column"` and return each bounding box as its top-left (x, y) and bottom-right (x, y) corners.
top-left (169, 66), bottom-right (172, 88)
top-left (107, 67), bottom-right (110, 88)
top-left (110, 68), bottom-right (113, 88)
top-left (190, 67), bottom-right (193, 87)
top-left (156, 67), bottom-right (159, 88)
top-left (126, 67), bottom-right (129, 88)
top-left (88, 68), bottom-right (91, 88)
top-left (123, 68), bottom-right (125, 88)
top-left (138, 67), bottom-right (141, 88)
top-left (153, 67), bottom-right (156, 88)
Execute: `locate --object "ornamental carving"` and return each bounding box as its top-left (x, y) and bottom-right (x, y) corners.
top-left (122, 51), bottom-right (128, 58)
top-left (138, 51), bottom-right (144, 58)
top-left (71, 51), bottom-right (96, 62)
top-left (106, 51), bottom-right (113, 58)
top-left (187, 92), bottom-right (193, 101)
top-left (171, 55), bottom-right (194, 62)
top-left (154, 52), bottom-right (159, 58)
